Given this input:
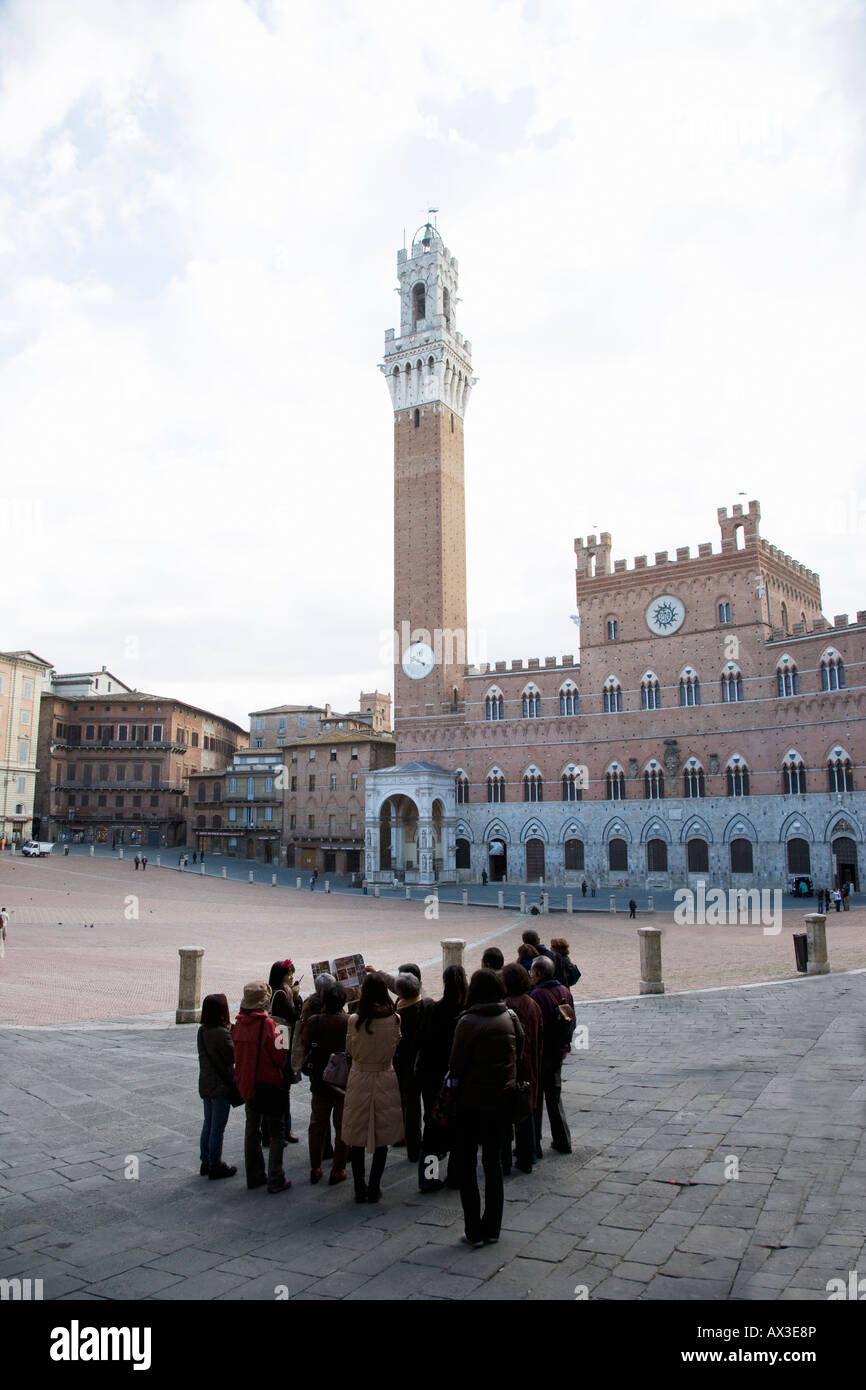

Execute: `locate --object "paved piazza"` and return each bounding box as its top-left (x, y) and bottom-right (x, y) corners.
top-left (1, 853), bottom-right (864, 1026)
top-left (1, 852), bottom-right (865, 1303)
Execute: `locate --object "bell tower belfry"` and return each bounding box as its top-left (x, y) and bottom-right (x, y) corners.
top-left (381, 222), bottom-right (474, 736)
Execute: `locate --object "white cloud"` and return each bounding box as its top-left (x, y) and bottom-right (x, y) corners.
top-left (0, 0), bottom-right (863, 728)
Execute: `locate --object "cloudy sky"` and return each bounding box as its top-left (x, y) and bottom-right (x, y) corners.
top-left (2, 0), bottom-right (864, 730)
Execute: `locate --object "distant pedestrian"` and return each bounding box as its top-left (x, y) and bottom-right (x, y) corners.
top-left (481, 869), bottom-right (488, 886)
top-left (628, 899), bottom-right (637, 919)
top-left (192, 851), bottom-right (197, 865)
top-left (581, 879), bottom-right (587, 897)
top-left (141, 856), bottom-right (147, 870)
top-left (200, 851), bottom-right (205, 865)
top-left (816, 887), bottom-right (824, 912)
top-left (833, 888), bottom-right (843, 912)
top-left (0, 906), bottom-right (7, 960)
top-left (310, 870), bottom-right (318, 891)
top-left (590, 880), bottom-right (596, 898)
top-left (134, 854), bottom-right (140, 870)
top-left (178, 855), bottom-right (183, 868)
top-left (842, 882), bottom-right (851, 911)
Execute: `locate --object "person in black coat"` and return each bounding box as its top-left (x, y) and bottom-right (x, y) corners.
top-left (415, 965), bottom-right (468, 1190)
top-left (263, 960), bottom-right (301, 1144)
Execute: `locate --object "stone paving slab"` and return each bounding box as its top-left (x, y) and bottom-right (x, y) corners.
top-left (2, 971), bottom-right (866, 1300)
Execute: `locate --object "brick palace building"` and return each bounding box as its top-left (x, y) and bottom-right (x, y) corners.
top-left (364, 223), bottom-right (864, 892)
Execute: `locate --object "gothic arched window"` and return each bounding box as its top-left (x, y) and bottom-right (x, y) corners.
top-left (726, 758), bottom-right (750, 797)
top-left (522, 686), bottom-right (541, 718)
top-left (821, 652), bottom-right (846, 691)
top-left (559, 682), bottom-right (578, 716)
top-left (641, 674), bottom-right (661, 710)
top-left (777, 658), bottom-right (799, 697)
top-left (679, 670), bottom-right (701, 706)
top-left (487, 769), bottom-right (506, 803)
top-left (644, 762), bottom-right (665, 800)
top-left (682, 760), bottom-right (705, 798)
top-left (523, 768), bottom-right (543, 802)
top-left (485, 689), bottom-right (504, 721)
top-left (782, 753), bottom-right (807, 795)
top-left (606, 764), bottom-right (626, 801)
top-left (721, 668), bottom-right (743, 702)
top-left (603, 680), bottom-right (623, 714)
top-left (828, 753), bottom-right (854, 793)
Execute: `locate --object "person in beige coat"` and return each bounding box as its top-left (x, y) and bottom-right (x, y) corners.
top-left (341, 973), bottom-right (403, 1202)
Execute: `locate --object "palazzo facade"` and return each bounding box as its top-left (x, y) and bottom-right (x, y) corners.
top-left (365, 226), bottom-right (865, 890)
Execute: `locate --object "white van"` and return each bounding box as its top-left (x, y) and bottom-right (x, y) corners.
top-left (21, 840), bottom-right (55, 857)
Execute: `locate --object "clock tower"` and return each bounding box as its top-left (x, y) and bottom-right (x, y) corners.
top-left (382, 222), bottom-right (474, 738)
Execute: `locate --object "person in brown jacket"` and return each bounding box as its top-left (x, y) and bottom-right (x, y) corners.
top-left (448, 968), bottom-right (524, 1247)
top-left (341, 974), bottom-right (403, 1202)
top-left (502, 963), bottom-right (543, 1174)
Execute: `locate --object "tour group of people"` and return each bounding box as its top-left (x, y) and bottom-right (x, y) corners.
top-left (197, 929), bottom-right (580, 1246)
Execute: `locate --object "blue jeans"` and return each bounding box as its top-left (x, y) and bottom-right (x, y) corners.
top-left (200, 1097), bottom-right (231, 1170)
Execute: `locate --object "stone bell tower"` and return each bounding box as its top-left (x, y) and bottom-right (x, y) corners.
top-left (381, 222), bottom-right (475, 733)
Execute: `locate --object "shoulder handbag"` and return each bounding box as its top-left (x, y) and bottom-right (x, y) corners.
top-left (251, 1017), bottom-right (289, 1118)
top-left (199, 1029), bottom-right (245, 1108)
top-left (431, 1073), bottom-right (458, 1128)
top-left (322, 1050), bottom-right (349, 1092)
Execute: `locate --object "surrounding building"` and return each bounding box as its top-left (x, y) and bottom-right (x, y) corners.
top-left (36, 674), bottom-right (247, 847)
top-left (189, 693), bottom-right (395, 871)
top-left (365, 224), bottom-right (865, 890)
top-left (0, 650), bottom-right (54, 845)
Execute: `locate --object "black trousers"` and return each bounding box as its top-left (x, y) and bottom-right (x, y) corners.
top-left (535, 1061), bottom-right (571, 1153)
top-left (456, 1109), bottom-right (507, 1242)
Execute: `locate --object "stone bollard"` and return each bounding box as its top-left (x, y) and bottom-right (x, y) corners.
top-left (541, 891), bottom-right (549, 914)
top-left (176, 947), bottom-right (205, 1023)
top-left (118, 848), bottom-right (124, 859)
top-left (271, 873), bottom-right (277, 886)
top-left (90, 845), bottom-right (94, 856)
top-left (638, 927), bottom-right (664, 995)
top-left (609, 895), bottom-right (617, 913)
top-left (441, 938), bottom-right (465, 971)
top-left (10, 843), bottom-right (14, 855)
top-left (804, 913), bottom-right (829, 976)
top-left (373, 884), bottom-right (380, 897)
top-left (497, 890), bottom-right (504, 909)
top-left (222, 867), bottom-right (227, 879)
top-left (520, 891), bottom-right (526, 914)
top-left (405, 886), bottom-right (411, 899)
top-left (647, 895), bottom-right (654, 913)
top-left (324, 880), bottom-right (330, 893)
top-left (462, 889), bottom-right (468, 906)
top-left (200, 863), bottom-right (205, 875)
top-left (156, 855), bottom-right (161, 867)
top-left (296, 876), bottom-right (302, 890)
top-left (566, 893), bottom-right (573, 913)
top-left (248, 870), bottom-right (254, 883)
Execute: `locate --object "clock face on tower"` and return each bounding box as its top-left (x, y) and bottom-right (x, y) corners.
top-left (401, 641), bottom-right (436, 680)
top-left (645, 595), bottom-right (685, 636)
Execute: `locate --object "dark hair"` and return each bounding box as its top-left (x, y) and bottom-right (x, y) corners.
top-left (441, 964), bottom-right (468, 1012)
top-left (465, 968), bottom-right (505, 1008)
top-left (517, 942), bottom-right (539, 963)
top-left (398, 962), bottom-right (421, 981)
top-left (481, 947), bottom-right (504, 971)
top-left (268, 960), bottom-right (292, 992)
top-left (502, 962), bottom-right (531, 998)
top-left (201, 993), bottom-right (230, 1029)
top-left (521, 929), bottom-right (540, 947)
top-left (354, 973), bottom-right (395, 1032)
top-left (321, 984), bottom-right (347, 1014)
top-left (550, 938), bottom-right (570, 957)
